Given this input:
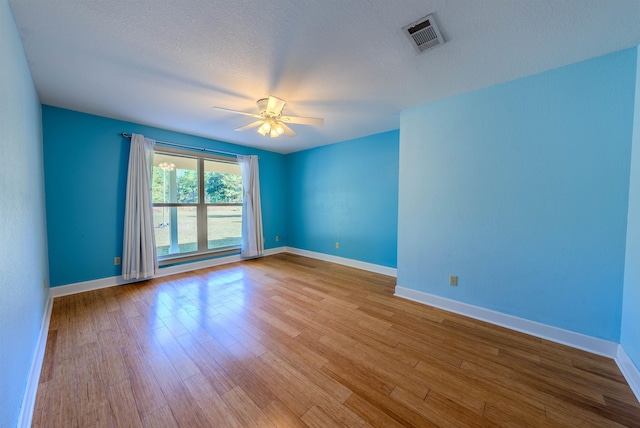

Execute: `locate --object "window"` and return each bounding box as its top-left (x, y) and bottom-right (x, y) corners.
top-left (151, 148), bottom-right (242, 262)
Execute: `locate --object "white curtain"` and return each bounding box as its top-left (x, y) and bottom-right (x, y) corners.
top-left (238, 155), bottom-right (264, 258)
top-left (122, 134), bottom-right (158, 280)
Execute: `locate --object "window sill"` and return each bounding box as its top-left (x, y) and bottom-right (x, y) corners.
top-left (158, 246), bottom-right (241, 267)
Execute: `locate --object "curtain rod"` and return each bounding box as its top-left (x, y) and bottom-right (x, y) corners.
top-left (121, 133), bottom-right (240, 158)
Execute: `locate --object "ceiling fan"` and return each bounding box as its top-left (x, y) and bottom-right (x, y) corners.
top-left (212, 96), bottom-right (324, 138)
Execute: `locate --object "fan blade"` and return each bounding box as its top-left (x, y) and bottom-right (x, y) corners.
top-left (280, 122), bottom-right (297, 137)
top-left (212, 107), bottom-right (262, 119)
top-left (280, 115), bottom-right (324, 126)
top-left (235, 120), bottom-right (264, 131)
top-left (266, 96), bottom-right (286, 116)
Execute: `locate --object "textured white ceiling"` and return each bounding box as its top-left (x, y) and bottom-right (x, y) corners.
top-left (8, 0), bottom-right (640, 154)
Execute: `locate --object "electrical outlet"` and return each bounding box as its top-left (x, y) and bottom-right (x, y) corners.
top-left (449, 275), bottom-right (458, 286)
top-left (335, 242), bottom-right (340, 249)
top-left (275, 236), bottom-right (280, 242)
top-left (114, 257), bottom-right (121, 266)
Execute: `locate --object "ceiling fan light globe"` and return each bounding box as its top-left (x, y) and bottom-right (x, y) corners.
top-left (158, 162), bottom-right (175, 171)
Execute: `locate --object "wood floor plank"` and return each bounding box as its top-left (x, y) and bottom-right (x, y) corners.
top-left (32, 253), bottom-right (640, 427)
top-left (52, 316), bottom-right (77, 362)
top-left (146, 351), bottom-right (212, 427)
top-left (389, 386), bottom-right (471, 428)
top-left (544, 400), bottom-right (631, 428)
top-left (107, 379), bottom-right (144, 428)
top-left (260, 350), bottom-right (365, 426)
top-left (239, 350), bottom-right (315, 416)
top-left (182, 373), bottom-right (244, 427)
top-left (151, 326), bottom-right (201, 381)
top-left (344, 392), bottom-right (408, 428)
top-left (301, 405), bottom-right (353, 428)
top-left (38, 329), bottom-right (57, 384)
top-left (97, 329), bottom-right (128, 384)
top-left (77, 342), bottom-right (107, 419)
top-left (482, 403), bottom-right (556, 428)
top-left (120, 347), bottom-right (167, 417)
top-left (141, 406), bottom-right (178, 428)
top-left (264, 336), bottom-right (352, 403)
top-left (221, 386), bottom-right (277, 428)
top-left (174, 333), bottom-right (237, 395)
top-left (263, 399), bottom-right (309, 428)
top-left (320, 335), bottom-right (430, 399)
top-left (322, 360), bottom-right (436, 427)
top-left (261, 326), bottom-right (330, 369)
top-left (31, 380), bottom-right (52, 428)
top-left (50, 353), bottom-right (79, 428)
top-left (414, 358), bottom-right (544, 417)
top-left (425, 391), bottom-right (499, 428)
top-left (79, 400), bottom-right (111, 428)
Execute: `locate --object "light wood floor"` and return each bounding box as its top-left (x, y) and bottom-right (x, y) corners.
top-left (33, 253), bottom-right (640, 427)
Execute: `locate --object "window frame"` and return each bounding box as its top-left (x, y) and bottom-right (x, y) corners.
top-left (151, 146), bottom-right (242, 265)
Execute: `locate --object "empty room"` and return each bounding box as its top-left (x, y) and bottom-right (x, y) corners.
top-left (2, 0), bottom-right (640, 426)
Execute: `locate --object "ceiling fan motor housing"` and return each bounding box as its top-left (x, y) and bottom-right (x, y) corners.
top-left (257, 98), bottom-right (282, 117)
top-left (257, 98), bottom-right (269, 115)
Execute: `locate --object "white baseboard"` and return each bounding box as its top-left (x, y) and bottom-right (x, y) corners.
top-left (394, 286), bottom-right (619, 358)
top-left (284, 246), bottom-right (397, 277)
top-left (616, 345), bottom-right (640, 402)
top-left (50, 247), bottom-right (287, 298)
top-left (17, 291), bottom-right (53, 428)
top-left (49, 273), bottom-right (131, 298)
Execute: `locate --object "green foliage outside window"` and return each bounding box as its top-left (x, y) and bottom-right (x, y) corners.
top-left (205, 171), bottom-right (242, 203)
top-left (151, 167), bottom-right (243, 204)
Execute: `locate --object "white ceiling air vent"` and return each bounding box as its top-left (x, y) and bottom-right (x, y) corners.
top-left (403, 14), bottom-right (445, 53)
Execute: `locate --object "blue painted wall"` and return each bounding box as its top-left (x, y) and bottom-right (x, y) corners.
top-left (285, 131), bottom-right (399, 268)
top-left (398, 48), bottom-right (636, 341)
top-left (42, 106), bottom-right (286, 287)
top-left (621, 49), bottom-right (640, 371)
top-left (0, 1), bottom-right (50, 426)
